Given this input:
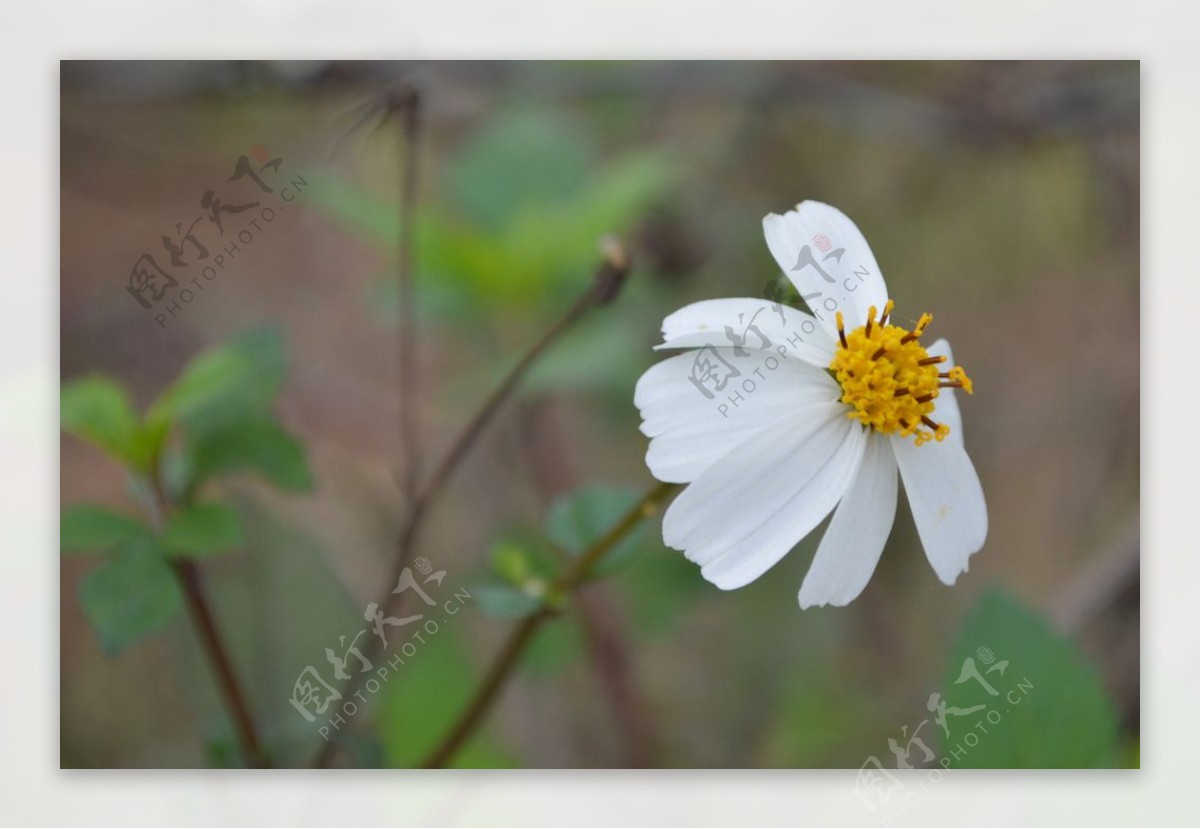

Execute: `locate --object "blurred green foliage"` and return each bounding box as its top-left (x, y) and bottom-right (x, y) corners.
top-left (61, 377), bottom-right (160, 474)
top-left (545, 485), bottom-right (646, 577)
top-left (610, 540), bottom-right (709, 635)
top-left (77, 534), bottom-right (183, 655)
top-left (60, 505), bottom-right (147, 553)
top-left (760, 677), bottom-right (887, 768)
top-left (938, 589), bottom-right (1119, 768)
top-left (310, 107), bottom-right (675, 323)
top-left (522, 617), bottom-right (586, 677)
top-left (149, 328), bottom-right (286, 425)
top-left (472, 485), bottom-right (656, 624)
top-left (376, 626), bottom-right (517, 768)
top-left (472, 538), bottom-right (559, 621)
top-left (161, 502), bottom-right (244, 558)
top-left (467, 485), bottom-right (706, 693)
top-left (60, 327), bottom-right (312, 655)
top-left (185, 413), bottom-right (312, 493)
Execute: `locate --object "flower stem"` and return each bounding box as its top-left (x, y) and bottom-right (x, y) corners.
top-left (146, 468), bottom-right (268, 768)
top-left (311, 243), bottom-right (632, 768)
top-left (394, 84), bottom-right (421, 512)
top-left (420, 480), bottom-right (678, 769)
top-left (172, 559), bottom-right (269, 768)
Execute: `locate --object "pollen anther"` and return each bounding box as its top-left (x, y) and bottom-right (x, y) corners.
top-left (827, 302), bottom-right (971, 446)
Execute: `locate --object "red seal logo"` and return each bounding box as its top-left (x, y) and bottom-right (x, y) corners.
top-left (813, 234), bottom-right (832, 252)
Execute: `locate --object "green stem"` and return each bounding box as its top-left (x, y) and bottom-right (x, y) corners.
top-left (311, 243), bottom-right (631, 769)
top-left (420, 480), bottom-right (678, 769)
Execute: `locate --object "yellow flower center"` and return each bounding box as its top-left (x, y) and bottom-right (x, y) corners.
top-left (828, 300), bottom-right (973, 446)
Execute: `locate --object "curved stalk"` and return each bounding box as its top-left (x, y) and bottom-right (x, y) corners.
top-left (421, 480), bottom-right (678, 769)
top-left (311, 243), bottom-right (632, 769)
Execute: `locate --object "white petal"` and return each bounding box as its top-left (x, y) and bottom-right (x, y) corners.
top-left (762, 201), bottom-right (889, 340)
top-left (661, 400), bottom-right (866, 590)
top-left (700, 417), bottom-right (867, 590)
top-left (798, 432), bottom-right (898, 608)
top-left (925, 338), bottom-right (962, 445)
top-left (662, 399), bottom-right (844, 552)
top-left (653, 297), bottom-right (835, 368)
top-left (635, 347), bottom-right (840, 483)
top-left (891, 433), bottom-right (987, 585)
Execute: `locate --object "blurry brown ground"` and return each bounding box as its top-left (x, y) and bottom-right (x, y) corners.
top-left (60, 61), bottom-right (1139, 768)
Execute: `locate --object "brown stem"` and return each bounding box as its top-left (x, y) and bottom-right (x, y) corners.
top-left (145, 467), bottom-right (268, 768)
top-left (172, 559), bottom-right (269, 768)
top-left (521, 399), bottom-right (657, 766)
top-left (420, 480), bottom-right (678, 769)
top-left (574, 588), bottom-right (659, 767)
top-left (398, 241), bottom-right (629, 571)
top-left (311, 244), bottom-right (632, 769)
top-left (395, 85), bottom-right (421, 511)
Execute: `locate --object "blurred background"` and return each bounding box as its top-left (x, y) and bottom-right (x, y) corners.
top-left (60, 60), bottom-right (1139, 769)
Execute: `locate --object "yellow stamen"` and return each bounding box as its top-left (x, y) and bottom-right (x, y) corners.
top-left (946, 366), bottom-right (974, 395)
top-left (827, 302), bottom-right (972, 446)
top-left (900, 313), bottom-right (933, 344)
top-left (921, 416), bottom-right (950, 443)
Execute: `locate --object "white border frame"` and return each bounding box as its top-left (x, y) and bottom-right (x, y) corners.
top-left (4, 2), bottom-right (1191, 824)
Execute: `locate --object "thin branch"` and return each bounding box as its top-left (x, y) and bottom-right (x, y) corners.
top-left (574, 588), bottom-right (659, 767)
top-left (395, 85), bottom-right (421, 512)
top-left (397, 237), bottom-right (631, 571)
top-left (146, 467), bottom-right (268, 768)
top-left (421, 480), bottom-right (678, 769)
top-left (331, 82), bottom-right (423, 506)
top-left (173, 560), bottom-right (269, 768)
top-left (520, 400), bottom-right (658, 766)
top-left (311, 242), bottom-right (633, 768)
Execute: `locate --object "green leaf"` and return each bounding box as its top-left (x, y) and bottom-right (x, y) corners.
top-left (490, 540), bottom-right (535, 585)
top-left (472, 582), bottom-right (544, 620)
top-left (78, 536), bottom-right (182, 655)
top-left (545, 486), bottom-right (646, 576)
top-left (473, 540), bottom-right (558, 620)
top-left (149, 328), bottom-right (287, 428)
top-left (305, 133), bottom-right (672, 323)
top-left (940, 589), bottom-right (1120, 768)
top-left (188, 413), bottom-right (312, 491)
top-left (301, 175), bottom-right (499, 319)
top-left (161, 502), bottom-right (243, 557)
top-left (61, 376), bottom-right (157, 470)
top-left (61, 504), bottom-right (148, 553)
top-left (572, 150), bottom-right (676, 235)
top-left (449, 109), bottom-right (595, 231)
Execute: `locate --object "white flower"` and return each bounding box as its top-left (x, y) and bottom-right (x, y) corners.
top-left (634, 201), bottom-right (987, 608)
